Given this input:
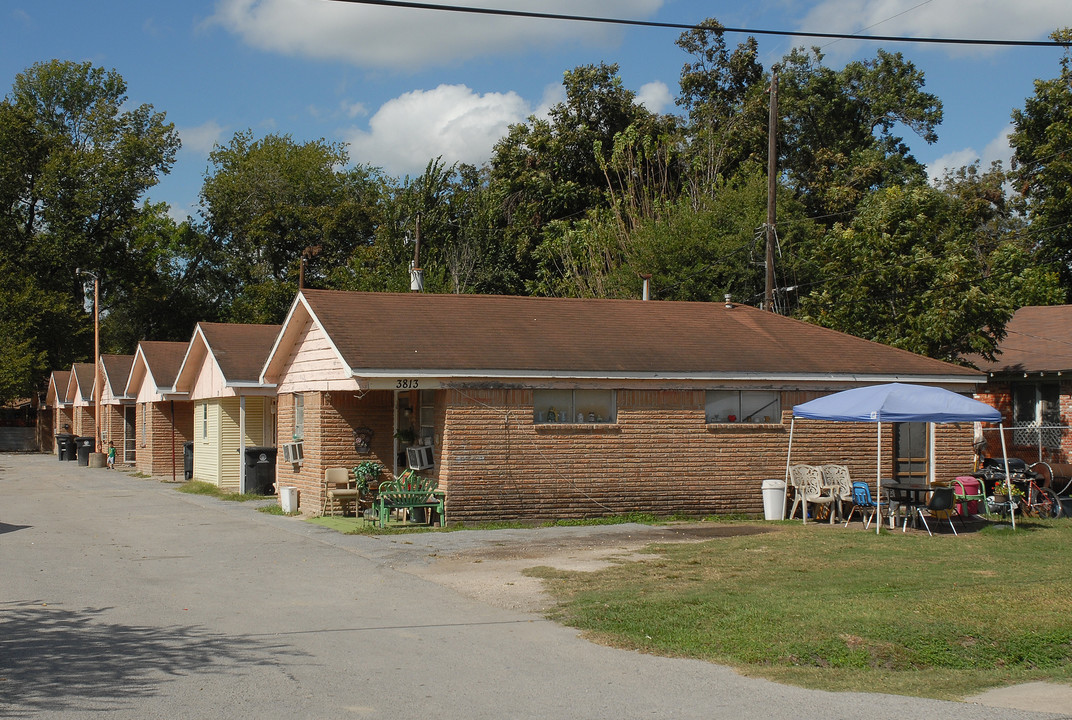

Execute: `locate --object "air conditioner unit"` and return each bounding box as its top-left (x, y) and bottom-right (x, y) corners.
top-left (406, 444), bottom-right (434, 470)
top-left (282, 442), bottom-right (304, 464)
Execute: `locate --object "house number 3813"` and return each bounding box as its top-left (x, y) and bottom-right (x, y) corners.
top-left (395, 379), bottom-right (419, 389)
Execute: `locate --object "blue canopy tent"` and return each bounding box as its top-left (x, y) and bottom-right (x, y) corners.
top-left (784, 383), bottom-right (1013, 532)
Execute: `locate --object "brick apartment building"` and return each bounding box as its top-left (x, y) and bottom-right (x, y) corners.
top-left (261, 290), bottom-right (985, 521)
top-left (172, 323), bottom-right (281, 492)
top-left (97, 354), bottom-right (135, 465)
top-left (65, 363), bottom-right (97, 442)
top-left (125, 341), bottom-right (193, 479)
top-left (968, 305), bottom-right (1072, 474)
top-left (46, 370), bottom-right (73, 453)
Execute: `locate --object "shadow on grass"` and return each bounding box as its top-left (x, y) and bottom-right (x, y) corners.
top-left (0, 602), bottom-right (305, 717)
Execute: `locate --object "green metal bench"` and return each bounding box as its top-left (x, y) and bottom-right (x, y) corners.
top-left (373, 469), bottom-right (445, 528)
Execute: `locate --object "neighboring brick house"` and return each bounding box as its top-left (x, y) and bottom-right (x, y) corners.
top-left (45, 370), bottom-right (73, 453)
top-left (968, 305), bottom-right (1072, 467)
top-left (97, 354), bottom-right (135, 466)
top-left (65, 363), bottom-right (97, 442)
top-left (173, 323), bottom-right (281, 492)
top-left (261, 290), bottom-right (985, 520)
top-left (125, 341), bottom-right (193, 479)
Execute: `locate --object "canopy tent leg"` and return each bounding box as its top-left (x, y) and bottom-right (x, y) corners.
top-left (999, 424), bottom-right (1016, 530)
top-left (876, 421), bottom-right (882, 535)
top-left (782, 419), bottom-right (795, 521)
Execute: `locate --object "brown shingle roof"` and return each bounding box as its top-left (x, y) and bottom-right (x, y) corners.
top-left (300, 290), bottom-right (979, 380)
top-left (100, 354), bottom-right (134, 396)
top-left (969, 305), bottom-right (1072, 374)
top-left (198, 323), bottom-right (282, 383)
top-left (138, 341), bottom-right (189, 387)
top-left (70, 362), bottom-right (96, 401)
top-left (47, 370), bottom-right (71, 406)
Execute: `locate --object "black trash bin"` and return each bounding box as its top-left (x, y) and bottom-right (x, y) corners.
top-left (183, 441), bottom-right (194, 480)
top-left (242, 446), bottom-right (277, 495)
top-left (75, 436), bottom-right (94, 466)
top-left (56, 433), bottom-right (75, 461)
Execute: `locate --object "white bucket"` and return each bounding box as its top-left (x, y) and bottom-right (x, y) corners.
top-left (761, 479), bottom-right (786, 520)
top-left (280, 486), bottom-right (298, 513)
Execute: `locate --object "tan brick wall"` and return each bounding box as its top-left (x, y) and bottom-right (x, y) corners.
top-left (71, 406), bottom-right (96, 440)
top-left (52, 407), bottom-right (74, 452)
top-left (98, 405), bottom-right (129, 463)
top-left (135, 401), bottom-right (194, 478)
top-left (976, 380), bottom-right (1072, 466)
top-left (274, 391), bottom-right (394, 512)
top-left (437, 388), bottom-right (977, 522)
top-left (270, 385), bottom-right (978, 520)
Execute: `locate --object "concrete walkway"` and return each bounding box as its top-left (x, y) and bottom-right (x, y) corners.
top-left (2, 453), bottom-right (1069, 720)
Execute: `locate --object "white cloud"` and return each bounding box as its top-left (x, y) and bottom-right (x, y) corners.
top-left (178, 120), bottom-right (226, 154)
top-left (798, 0), bottom-right (1065, 56)
top-left (636, 81), bottom-right (672, 113)
top-left (340, 100), bottom-right (367, 119)
top-left (209, 0), bottom-right (665, 69)
top-left (343, 84), bottom-right (531, 177)
top-left (927, 124), bottom-right (1012, 184)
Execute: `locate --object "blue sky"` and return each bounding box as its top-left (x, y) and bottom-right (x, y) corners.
top-left (3, 1), bottom-right (1068, 222)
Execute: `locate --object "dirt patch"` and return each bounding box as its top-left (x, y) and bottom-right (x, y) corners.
top-left (408, 523), bottom-right (773, 613)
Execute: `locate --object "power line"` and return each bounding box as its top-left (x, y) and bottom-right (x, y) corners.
top-left (326, 0), bottom-right (1071, 48)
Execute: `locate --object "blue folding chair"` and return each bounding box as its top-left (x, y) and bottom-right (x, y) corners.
top-left (843, 480), bottom-right (879, 529)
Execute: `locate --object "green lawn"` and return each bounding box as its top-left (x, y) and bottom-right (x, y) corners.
top-left (528, 518), bottom-right (1072, 700)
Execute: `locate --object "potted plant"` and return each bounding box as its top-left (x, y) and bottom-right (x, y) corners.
top-left (990, 482), bottom-right (1023, 504)
top-left (353, 461), bottom-right (384, 495)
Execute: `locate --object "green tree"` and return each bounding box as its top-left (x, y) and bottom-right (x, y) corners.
top-left (490, 63), bottom-right (653, 291)
top-left (797, 167), bottom-right (1061, 362)
top-left (675, 20), bottom-right (765, 190)
top-left (1009, 29), bottom-right (1072, 297)
top-left (776, 47), bottom-right (942, 221)
top-left (199, 131), bottom-right (371, 322)
top-left (99, 204), bottom-right (224, 351)
top-left (0, 60), bottom-right (179, 402)
top-left (537, 162), bottom-right (819, 304)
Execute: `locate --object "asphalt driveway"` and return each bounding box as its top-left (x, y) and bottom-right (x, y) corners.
top-left (1, 453), bottom-right (1068, 720)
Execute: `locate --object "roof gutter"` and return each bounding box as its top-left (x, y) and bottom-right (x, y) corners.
top-left (350, 369), bottom-right (983, 384)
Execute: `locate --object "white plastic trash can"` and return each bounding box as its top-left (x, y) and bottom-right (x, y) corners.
top-left (761, 479), bottom-right (786, 520)
top-left (280, 486), bottom-right (298, 513)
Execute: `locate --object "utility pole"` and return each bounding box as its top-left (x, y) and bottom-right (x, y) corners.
top-left (765, 65), bottom-right (779, 313)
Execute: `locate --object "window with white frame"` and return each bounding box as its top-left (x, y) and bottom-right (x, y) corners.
top-left (705, 390), bottom-right (781, 423)
top-left (293, 393), bottom-right (304, 441)
top-left (1012, 382), bottom-right (1060, 448)
top-left (533, 389), bottom-right (616, 424)
top-left (418, 390), bottom-right (435, 445)
top-left (201, 403), bottom-right (208, 439)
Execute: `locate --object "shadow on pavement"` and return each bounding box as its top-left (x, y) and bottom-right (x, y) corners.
top-left (0, 602), bottom-right (306, 717)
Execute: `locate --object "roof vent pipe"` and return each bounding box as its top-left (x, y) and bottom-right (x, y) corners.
top-left (724, 293), bottom-right (733, 309)
top-left (641, 274), bottom-right (652, 301)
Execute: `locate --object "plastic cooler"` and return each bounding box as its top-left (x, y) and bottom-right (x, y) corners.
top-left (953, 476), bottom-right (982, 515)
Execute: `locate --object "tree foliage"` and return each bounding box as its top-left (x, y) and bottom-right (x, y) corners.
top-left (1010, 28), bottom-right (1072, 298)
top-left (797, 166), bottom-right (1061, 362)
top-left (0, 60), bottom-right (179, 402)
top-left (6, 32), bottom-right (1070, 404)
